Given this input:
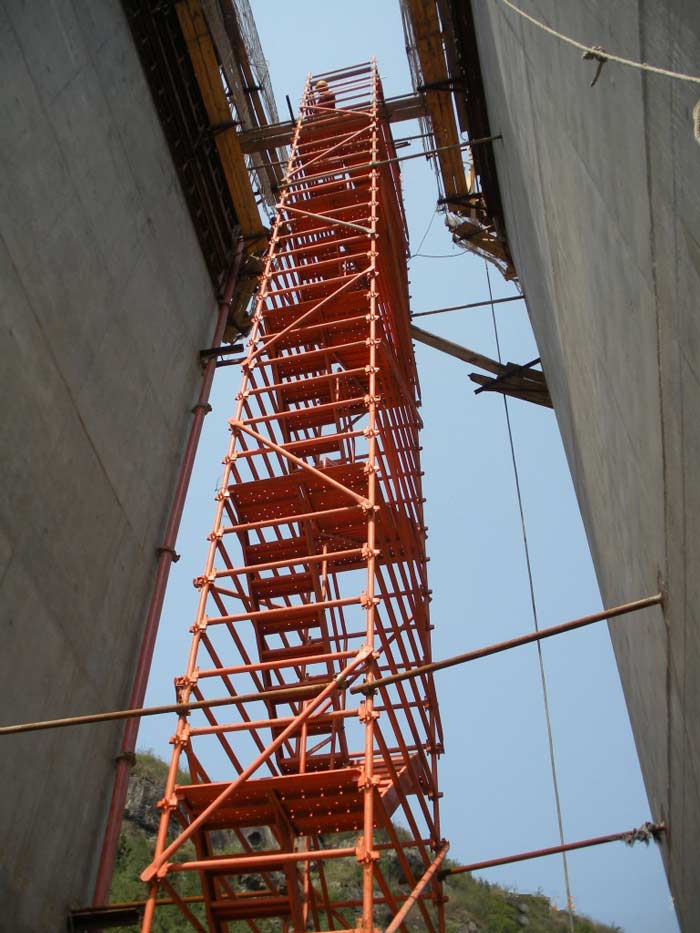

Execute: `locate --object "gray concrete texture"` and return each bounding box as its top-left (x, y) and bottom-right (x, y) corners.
top-left (471, 1), bottom-right (700, 928)
top-left (0, 0), bottom-right (218, 928)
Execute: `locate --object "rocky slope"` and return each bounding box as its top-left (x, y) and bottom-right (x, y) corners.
top-left (109, 754), bottom-right (622, 933)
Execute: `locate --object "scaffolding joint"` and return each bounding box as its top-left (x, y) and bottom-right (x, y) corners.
top-left (358, 701), bottom-right (380, 723)
top-left (355, 839), bottom-right (380, 864)
top-left (174, 721), bottom-right (191, 744)
top-left (356, 682), bottom-right (377, 698)
top-left (157, 793), bottom-right (178, 813)
top-left (174, 673), bottom-right (198, 694)
top-left (188, 617), bottom-right (208, 635)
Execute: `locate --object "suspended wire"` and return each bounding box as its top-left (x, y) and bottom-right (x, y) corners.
top-left (410, 207), bottom-right (439, 258)
top-left (495, 0), bottom-right (700, 85)
top-left (484, 261), bottom-right (576, 932)
top-left (411, 252), bottom-right (463, 259)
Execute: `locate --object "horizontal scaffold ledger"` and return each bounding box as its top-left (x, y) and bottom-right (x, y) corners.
top-left (140, 61), bottom-right (446, 933)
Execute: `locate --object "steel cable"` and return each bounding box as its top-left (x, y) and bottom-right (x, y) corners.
top-left (484, 261), bottom-right (576, 932)
top-left (410, 208), bottom-right (438, 258)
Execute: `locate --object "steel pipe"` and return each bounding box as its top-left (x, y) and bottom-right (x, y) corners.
top-left (0, 682), bottom-right (340, 736)
top-left (351, 594), bottom-right (663, 695)
top-left (169, 845), bottom-right (356, 874)
top-left (277, 135), bottom-right (502, 187)
top-left (442, 823), bottom-right (666, 877)
top-left (411, 295), bottom-right (523, 318)
top-left (386, 841), bottom-right (450, 933)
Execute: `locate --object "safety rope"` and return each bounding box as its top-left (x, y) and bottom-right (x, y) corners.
top-left (493, 0), bottom-right (700, 86)
top-left (484, 262), bottom-right (576, 932)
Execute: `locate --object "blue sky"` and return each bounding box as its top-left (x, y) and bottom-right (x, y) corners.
top-left (140, 3), bottom-right (678, 929)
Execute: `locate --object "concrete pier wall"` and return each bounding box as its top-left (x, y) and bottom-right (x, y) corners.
top-left (471, 2), bottom-right (700, 928)
top-left (0, 1), bottom-right (217, 927)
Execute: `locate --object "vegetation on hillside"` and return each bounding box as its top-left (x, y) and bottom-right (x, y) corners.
top-left (109, 753), bottom-right (621, 933)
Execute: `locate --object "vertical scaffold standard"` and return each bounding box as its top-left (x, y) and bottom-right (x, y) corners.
top-left (140, 62), bottom-right (446, 933)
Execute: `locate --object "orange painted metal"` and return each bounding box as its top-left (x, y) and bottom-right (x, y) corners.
top-left (140, 62), bottom-right (445, 933)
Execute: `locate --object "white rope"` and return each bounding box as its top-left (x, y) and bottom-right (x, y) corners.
top-left (493, 0), bottom-right (700, 86)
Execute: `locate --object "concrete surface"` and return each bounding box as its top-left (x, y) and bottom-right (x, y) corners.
top-left (471, 1), bottom-right (700, 928)
top-left (0, 0), bottom-right (217, 928)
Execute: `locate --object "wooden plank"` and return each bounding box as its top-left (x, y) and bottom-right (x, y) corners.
top-left (410, 325), bottom-right (502, 375)
top-left (437, 0), bottom-right (470, 132)
top-left (176, 0), bottom-right (266, 248)
top-left (405, 0), bottom-right (468, 199)
top-left (237, 94), bottom-right (427, 155)
top-left (469, 373), bottom-right (553, 408)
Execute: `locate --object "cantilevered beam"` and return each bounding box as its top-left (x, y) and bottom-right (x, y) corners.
top-left (411, 325), bottom-right (552, 407)
top-left (410, 324), bottom-right (503, 374)
top-left (470, 358), bottom-right (552, 409)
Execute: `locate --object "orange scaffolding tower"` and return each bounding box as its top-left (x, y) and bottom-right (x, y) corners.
top-left (140, 62), bottom-right (446, 933)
